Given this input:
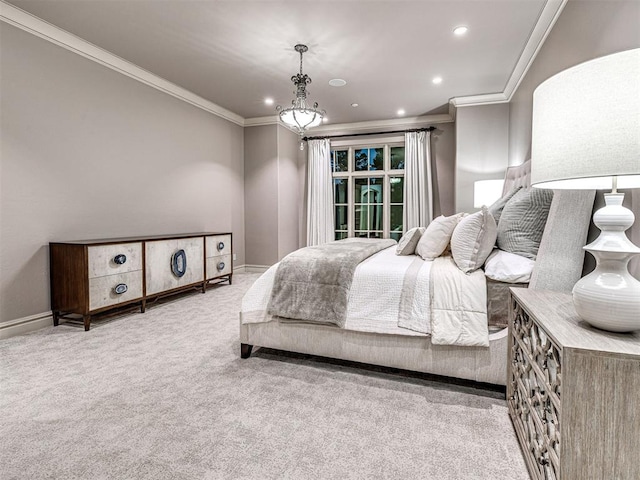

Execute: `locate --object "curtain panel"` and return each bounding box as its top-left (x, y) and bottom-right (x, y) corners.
top-left (306, 139), bottom-right (334, 246)
top-left (404, 131), bottom-right (434, 230)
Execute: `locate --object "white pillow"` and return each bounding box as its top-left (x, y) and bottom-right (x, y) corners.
top-left (484, 249), bottom-right (535, 283)
top-left (450, 207), bottom-right (497, 273)
top-left (396, 227), bottom-right (426, 255)
top-left (415, 213), bottom-right (466, 261)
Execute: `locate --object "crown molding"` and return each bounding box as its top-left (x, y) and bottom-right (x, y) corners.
top-left (244, 116), bottom-right (280, 127)
top-left (450, 92), bottom-right (509, 108)
top-left (450, 0), bottom-right (567, 108)
top-left (0, 1), bottom-right (245, 127)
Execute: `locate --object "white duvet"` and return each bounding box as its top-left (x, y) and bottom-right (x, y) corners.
top-left (241, 246), bottom-right (489, 346)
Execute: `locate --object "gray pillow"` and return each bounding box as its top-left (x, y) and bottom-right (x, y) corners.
top-left (497, 188), bottom-right (554, 260)
top-left (488, 186), bottom-right (522, 225)
top-left (451, 207), bottom-right (497, 273)
top-left (396, 227), bottom-right (426, 255)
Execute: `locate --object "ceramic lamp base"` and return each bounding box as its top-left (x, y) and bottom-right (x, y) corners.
top-left (572, 193), bottom-right (640, 333)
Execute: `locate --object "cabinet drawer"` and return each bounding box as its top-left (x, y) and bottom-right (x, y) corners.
top-left (145, 238), bottom-right (204, 295)
top-left (206, 234), bottom-right (231, 257)
top-left (206, 254), bottom-right (232, 278)
top-left (88, 243), bottom-right (143, 278)
top-left (89, 270), bottom-right (143, 311)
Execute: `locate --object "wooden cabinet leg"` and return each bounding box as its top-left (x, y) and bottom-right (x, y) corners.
top-left (83, 315), bottom-right (91, 331)
top-left (53, 311), bottom-right (59, 327)
top-left (140, 300), bottom-right (146, 314)
top-left (228, 274), bottom-right (233, 285)
top-left (202, 281), bottom-right (206, 294)
top-left (241, 343), bottom-right (253, 358)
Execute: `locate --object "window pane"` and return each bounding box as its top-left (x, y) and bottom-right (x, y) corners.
top-left (331, 150), bottom-right (348, 172)
top-left (358, 204), bottom-right (383, 231)
top-left (354, 205), bottom-right (367, 230)
top-left (336, 150), bottom-right (348, 172)
top-left (354, 231), bottom-right (369, 238)
top-left (335, 206), bottom-right (348, 231)
top-left (369, 231), bottom-right (382, 239)
top-left (369, 148), bottom-right (383, 171)
top-left (390, 176), bottom-right (404, 203)
top-left (334, 178), bottom-right (347, 204)
top-left (390, 205), bottom-right (403, 233)
top-left (354, 149), bottom-right (368, 171)
top-left (390, 231), bottom-right (402, 242)
top-left (391, 146), bottom-right (405, 170)
top-left (335, 231), bottom-right (348, 240)
top-left (354, 178), bottom-right (368, 203)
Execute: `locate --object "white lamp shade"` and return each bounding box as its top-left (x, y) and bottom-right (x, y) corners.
top-left (474, 179), bottom-right (505, 208)
top-left (531, 48), bottom-right (640, 189)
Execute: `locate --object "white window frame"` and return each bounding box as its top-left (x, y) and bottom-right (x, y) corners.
top-left (331, 136), bottom-right (405, 240)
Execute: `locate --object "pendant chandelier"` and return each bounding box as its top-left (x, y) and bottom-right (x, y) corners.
top-left (277, 44), bottom-right (325, 144)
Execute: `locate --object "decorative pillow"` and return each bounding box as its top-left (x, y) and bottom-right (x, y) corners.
top-left (450, 207), bottom-right (498, 273)
top-left (396, 227), bottom-right (426, 255)
top-left (488, 186), bottom-right (522, 226)
top-left (415, 213), bottom-right (466, 260)
top-left (484, 249), bottom-right (535, 283)
top-left (496, 188), bottom-right (554, 260)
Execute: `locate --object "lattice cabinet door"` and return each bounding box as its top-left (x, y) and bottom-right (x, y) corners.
top-left (508, 296), bottom-right (561, 479)
top-left (507, 288), bottom-right (640, 480)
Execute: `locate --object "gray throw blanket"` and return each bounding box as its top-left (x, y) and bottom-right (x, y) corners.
top-left (267, 238), bottom-right (397, 327)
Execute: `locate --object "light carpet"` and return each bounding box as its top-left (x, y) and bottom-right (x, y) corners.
top-left (0, 273), bottom-right (528, 479)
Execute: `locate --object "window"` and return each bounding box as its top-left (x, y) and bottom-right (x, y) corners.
top-left (331, 143), bottom-right (405, 241)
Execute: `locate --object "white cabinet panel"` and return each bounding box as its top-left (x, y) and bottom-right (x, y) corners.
top-left (89, 270), bottom-right (143, 311)
top-left (206, 234), bottom-right (232, 257)
top-left (88, 242), bottom-right (142, 278)
top-left (145, 238), bottom-right (204, 295)
top-left (206, 254), bottom-right (232, 278)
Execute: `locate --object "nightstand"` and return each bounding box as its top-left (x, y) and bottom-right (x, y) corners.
top-left (507, 288), bottom-right (640, 480)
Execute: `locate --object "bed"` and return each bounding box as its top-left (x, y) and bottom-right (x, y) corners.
top-left (239, 161), bottom-right (595, 386)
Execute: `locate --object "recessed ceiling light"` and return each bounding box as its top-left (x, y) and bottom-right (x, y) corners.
top-left (453, 26), bottom-right (468, 36)
top-left (397, 109), bottom-right (406, 116)
top-left (264, 97), bottom-right (274, 105)
top-left (351, 103), bottom-right (359, 108)
top-left (432, 77), bottom-right (443, 85)
top-left (329, 79), bottom-right (347, 87)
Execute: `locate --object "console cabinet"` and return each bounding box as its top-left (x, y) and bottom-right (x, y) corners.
top-left (508, 288), bottom-right (640, 480)
top-left (50, 232), bottom-right (232, 331)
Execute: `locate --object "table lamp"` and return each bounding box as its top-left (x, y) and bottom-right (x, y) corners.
top-left (531, 48), bottom-right (640, 333)
top-left (474, 179), bottom-right (505, 208)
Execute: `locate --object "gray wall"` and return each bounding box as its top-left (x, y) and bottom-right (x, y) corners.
top-left (431, 123), bottom-right (456, 217)
top-left (244, 125), bottom-right (301, 266)
top-left (508, 0), bottom-right (640, 278)
top-left (455, 104), bottom-right (510, 213)
top-left (0, 24), bottom-right (245, 325)
top-left (277, 126), bottom-right (301, 259)
top-left (509, 0), bottom-right (640, 166)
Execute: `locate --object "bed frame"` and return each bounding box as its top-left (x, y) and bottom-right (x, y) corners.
top-left (240, 161), bottom-right (595, 386)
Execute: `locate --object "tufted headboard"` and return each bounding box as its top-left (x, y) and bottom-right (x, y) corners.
top-left (501, 160), bottom-right (595, 293)
top-left (502, 159), bottom-right (531, 196)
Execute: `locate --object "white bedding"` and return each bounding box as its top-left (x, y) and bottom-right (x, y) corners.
top-left (242, 246), bottom-right (431, 336)
top-left (241, 245), bottom-right (489, 345)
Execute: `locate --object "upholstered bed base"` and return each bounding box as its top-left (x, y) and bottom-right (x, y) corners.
top-left (240, 321), bottom-right (509, 385)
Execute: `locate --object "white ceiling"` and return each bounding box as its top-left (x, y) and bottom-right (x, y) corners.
top-left (6, 0), bottom-right (556, 126)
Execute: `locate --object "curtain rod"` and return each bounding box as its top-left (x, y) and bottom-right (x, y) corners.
top-left (302, 126), bottom-right (435, 142)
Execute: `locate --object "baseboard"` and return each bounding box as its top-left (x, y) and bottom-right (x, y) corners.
top-left (0, 312), bottom-right (53, 340)
top-left (243, 265), bottom-right (270, 273)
